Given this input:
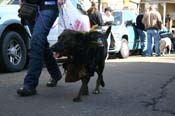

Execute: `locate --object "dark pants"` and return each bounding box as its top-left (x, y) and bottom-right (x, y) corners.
top-left (137, 28), bottom-right (147, 55)
top-left (23, 9), bottom-right (61, 89)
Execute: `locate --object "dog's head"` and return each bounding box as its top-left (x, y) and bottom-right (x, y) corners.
top-left (51, 29), bottom-right (84, 55)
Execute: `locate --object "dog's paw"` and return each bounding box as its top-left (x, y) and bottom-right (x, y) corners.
top-left (73, 97), bottom-right (82, 102)
top-left (93, 90), bottom-right (100, 94)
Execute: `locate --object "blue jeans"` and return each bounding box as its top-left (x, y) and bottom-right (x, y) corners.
top-left (147, 29), bottom-right (160, 56)
top-left (137, 29), bottom-right (147, 55)
top-left (24, 9), bottom-right (61, 89)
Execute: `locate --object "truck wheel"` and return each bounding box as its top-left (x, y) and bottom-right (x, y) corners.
top-left (118, 39), bottom-right (129, 58)
top-left (0, 31), bottom-right (27, 72)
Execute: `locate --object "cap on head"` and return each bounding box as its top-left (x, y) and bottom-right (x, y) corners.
top-left (105, 7), bottom-right (112, 12)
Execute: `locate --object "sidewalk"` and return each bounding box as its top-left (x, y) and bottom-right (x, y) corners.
top-left (107, 54), bottom-right (175, 64)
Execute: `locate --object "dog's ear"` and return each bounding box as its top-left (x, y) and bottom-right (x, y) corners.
top-left (58, 29), bottom-right (80, 43)
top-left (88, 31), bottom-right (105, 41)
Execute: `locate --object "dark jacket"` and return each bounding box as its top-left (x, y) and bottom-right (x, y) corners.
top-left (87, 9), bottom-right (103, 27)
top-left (136, 14), bottom-right (145, 30)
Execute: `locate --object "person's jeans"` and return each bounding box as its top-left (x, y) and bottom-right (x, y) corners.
top-left (137, 29), bottom-right (147, 55)
top-left (24, 9), bottom-right (61, 89)
top-left (147, 29), bottom-right (160, 56)
top-left (172, 38), bottom-right (175, 51)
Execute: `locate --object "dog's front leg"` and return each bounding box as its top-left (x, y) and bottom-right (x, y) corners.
top-left (93, 78), bottom-right (101, 94)
top-left (82, 77), bottom-right (90, 96)
top-left (93, 64), bottom-right (105, 94)
top-left (73, 78), bottom-right (88, 102)
top-left (168, 45), bottom-right (171, 54)
top-left (163, 48), bottom-right (166, 56)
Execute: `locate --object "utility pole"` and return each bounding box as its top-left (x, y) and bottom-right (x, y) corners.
top-left (98, 0), bottom-right (101, 11)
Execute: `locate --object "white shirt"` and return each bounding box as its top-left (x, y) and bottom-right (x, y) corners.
top-left (102, 13), bottom-right (114, 24)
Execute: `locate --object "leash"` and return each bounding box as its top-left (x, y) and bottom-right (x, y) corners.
top-left (37, 6), bottom-right (58, 31)
top-left (60, 4), bottom-right (74, 29)
top-left (58, 63), bottom-right (66, 77)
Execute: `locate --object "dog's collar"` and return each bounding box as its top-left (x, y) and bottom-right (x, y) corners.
top-left (88, 41), bottom-right (103, 47)
top-left (82, 32), bottom-right (104, 47)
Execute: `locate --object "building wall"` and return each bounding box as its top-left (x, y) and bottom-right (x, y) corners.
top-left (166, 3), bottom-right (175, 29)
top-left (101, 0), bottom-right (140, 14)
top-left (167, 3), bottom-right (175, 20)
top-left (102, 0), bottom-right (124, 11)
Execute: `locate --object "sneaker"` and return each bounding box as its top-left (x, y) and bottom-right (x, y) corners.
top-left (46, 79), bottom-right (58, 87)
top-left (17, 87), bottom-right (37, 96)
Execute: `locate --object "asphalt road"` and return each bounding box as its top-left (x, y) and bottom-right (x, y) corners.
top-left (0, 54), bottom-right (175, 116)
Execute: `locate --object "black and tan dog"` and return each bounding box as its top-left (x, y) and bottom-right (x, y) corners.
top-left (51, 26), bottom-right (111, 102)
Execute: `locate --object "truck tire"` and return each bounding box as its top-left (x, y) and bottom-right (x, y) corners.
top-left (118, 39), bottom-right (129, 58)
top-left (0, 31), bottom-right (27, 72)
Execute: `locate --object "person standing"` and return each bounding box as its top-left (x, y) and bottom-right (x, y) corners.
top-left (17, 0), bottom-right (63, 96)
top-left (136, 10), bottom-right (147, 56)
top-left (87, 1), bottom-right (103, 28)
top-left (101, 6), bottom-right (114, 51)
top-left (102, 6), bottom-right (114, 25)
top-left (142, 5), bottom-right (162, 56)
top-left (171, 29), bottom-right (175, 51)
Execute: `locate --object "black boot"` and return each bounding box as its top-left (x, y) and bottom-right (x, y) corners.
top-left (17, 87), bottom-right (37, 96)
top-left (46, 79), bottom-right (58, 87)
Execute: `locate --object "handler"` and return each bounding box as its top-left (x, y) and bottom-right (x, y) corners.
top-left (17, 0), bottom-right (63, 96)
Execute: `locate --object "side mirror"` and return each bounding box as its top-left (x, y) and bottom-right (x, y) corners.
top-left (125, 20), bottom-right (132, 26)
top-left (112, 22), bottom-right (117, 26)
